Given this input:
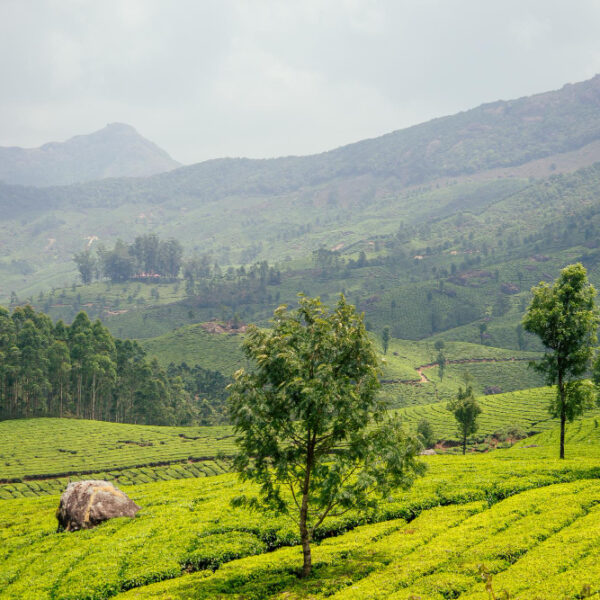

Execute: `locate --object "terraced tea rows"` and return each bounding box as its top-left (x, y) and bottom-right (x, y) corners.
top-left (114, 480), bottom-right (600, 600)
top-left (1, 385), bottom-right (593, 501)
top-left (396, 386), bottom-right (582, 441)
top-left (0, 419), bottom-right (235, 481)
top-left (2, 447), bottom-right (600, 600)
top-left (0, 460), bottom-right (228, 500)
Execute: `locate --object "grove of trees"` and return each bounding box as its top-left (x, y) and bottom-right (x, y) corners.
top-left (0, 305), bottom-right (227, 426)
top-left (74, 233), bottom-right (183, 283)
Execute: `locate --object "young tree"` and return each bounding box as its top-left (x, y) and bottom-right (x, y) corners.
top-left (434, 340), bottom-right (446, 381)
top-left (478, 322), bottom-right (487, 345)
top-left (228, 296), bottom-right (425, 577)
top-left (417, 419), bottom-right (436, 449)
top-left (523, 263), bottom-right (599, 459)
top-left (447, 378), bottom-right (481, 455)
top-left (381, 326), bottom-right (390, 355)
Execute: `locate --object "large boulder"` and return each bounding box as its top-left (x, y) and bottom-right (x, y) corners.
top-left (56, 480), bottom-right (140, 531)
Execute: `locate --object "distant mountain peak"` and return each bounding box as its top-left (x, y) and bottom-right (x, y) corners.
top-left (0, 124), bottom-right (181, 187)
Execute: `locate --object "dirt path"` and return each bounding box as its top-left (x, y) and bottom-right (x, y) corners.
top-left (385, 356), bottom-right (532, 385)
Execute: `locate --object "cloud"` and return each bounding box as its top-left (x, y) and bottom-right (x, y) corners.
top-left (1, 0), bottom-right (600, 163)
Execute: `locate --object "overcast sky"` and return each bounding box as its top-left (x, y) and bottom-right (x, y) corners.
top-left (2, 0), bottom-right (600, 164)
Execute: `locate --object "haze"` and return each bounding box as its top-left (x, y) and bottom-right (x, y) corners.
top-left (2, 0), bottom-right (600, 164)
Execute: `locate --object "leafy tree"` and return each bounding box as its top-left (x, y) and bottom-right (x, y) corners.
top-left (523, 263), bottom-right (599, 458)
top-left (99, 240), bottom-right (134, 282)
top-left (434, 340), bottom-right (446, 380)
top-left (381, 326), bottom-right (390, 355)
top-left (447, 378), bottom-right (481, 455)
top-left (228, 296), bottom-right (425, 577)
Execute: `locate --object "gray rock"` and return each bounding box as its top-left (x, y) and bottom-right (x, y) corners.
top-left (419, 448), bottom-right (437, 455)
top-left (56, 480), bottom-right (140, 531)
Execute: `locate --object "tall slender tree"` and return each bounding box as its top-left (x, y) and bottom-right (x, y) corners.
top-left (523, 263), bottom-right (599, 459)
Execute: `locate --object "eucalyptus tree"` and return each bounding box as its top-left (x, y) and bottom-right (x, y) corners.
top-left (0, 307), bottom-right (16, 417)
top-left (48, 340), bottom-right (71, 417)
top-left (228, 295), bottom-right (425, 577)
top-left (523, 263), bottom-right (599, 459)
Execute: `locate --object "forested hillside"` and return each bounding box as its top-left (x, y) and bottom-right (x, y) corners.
top-left (3, 75), bottom-right (600, 308)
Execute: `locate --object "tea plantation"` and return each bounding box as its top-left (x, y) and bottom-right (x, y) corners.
top-left (1, 416), bottom-right (600, 599)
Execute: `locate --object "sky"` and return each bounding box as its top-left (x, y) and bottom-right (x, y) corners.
top-left (2, 0), bottom-right (600, 165)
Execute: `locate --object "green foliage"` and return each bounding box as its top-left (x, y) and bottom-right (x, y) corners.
top-left (82, 234), bottom-right (184, 283)
top-left (228, 295), bottom-right (425, 576)
top-left (523, 263), bottom-right (599, 457)
top-left (381, 326), bottom-right (390, 355)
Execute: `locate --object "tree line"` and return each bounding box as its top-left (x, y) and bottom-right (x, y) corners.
top-left (0, 305), bottom-right (229, 426)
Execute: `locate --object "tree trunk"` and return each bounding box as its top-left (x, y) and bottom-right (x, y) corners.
top-left (300, 507), bottom-right (312, 578)
top-left (559, 377), bottom-right (566, 459)
top-left (299, 435), bottom-right (314, 578)
top-left (462, 431), bottom-right (467, 455)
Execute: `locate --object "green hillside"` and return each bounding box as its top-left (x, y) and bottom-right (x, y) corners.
top-left (139, 323), bottom-right (246, 373)
top-left (2, 415), bottom-right (600, 599)
top-left (396, 387), bottom-right (564, 442)
top-left (15, 160), bottom-right (600, 352)
top-left (4, 75), bottom-right (600, 314)
top-left (0, 382), bottom-right (588, 502)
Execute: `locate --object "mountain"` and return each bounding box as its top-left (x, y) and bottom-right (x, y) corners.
top-left (0, 123), bottom-right (181, 187)
top-left (4, 74), bottom-right (600, 327)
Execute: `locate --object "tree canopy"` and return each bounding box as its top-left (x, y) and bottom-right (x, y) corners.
top-left (228, 295), bottom-right (425, 577)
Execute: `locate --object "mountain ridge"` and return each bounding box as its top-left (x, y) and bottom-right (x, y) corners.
top-left (0, 123), bottom-right (181, 187)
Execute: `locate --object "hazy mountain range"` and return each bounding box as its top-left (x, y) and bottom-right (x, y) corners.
top-left (0, 123), bottom-right (180, 187)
